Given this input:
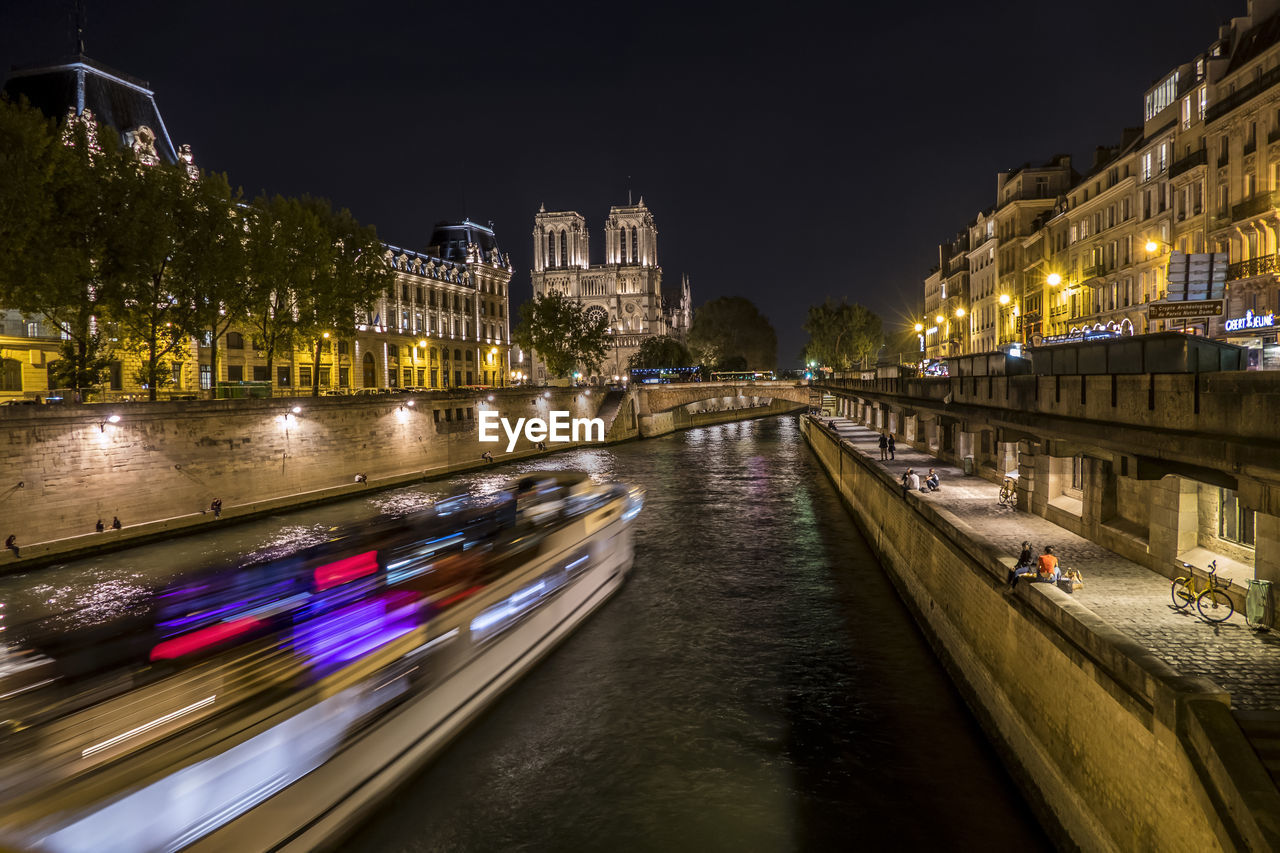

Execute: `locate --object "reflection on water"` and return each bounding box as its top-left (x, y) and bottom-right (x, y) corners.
top-left (348, 416), bottom-right (1049, 851)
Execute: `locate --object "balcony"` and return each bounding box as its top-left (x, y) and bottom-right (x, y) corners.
top-left (1169, 148), bottom-right (1207, 178)
top-left (1207, 63), bottom-right (1280, 122)
top-left (1231, 189), bottom-right (1280, 222)
top-left (1211, 209), bottom-right (1233, 230)
top-left (1227, 253), bottom-right (1280, 281)
top-left (1245, 137), bottom-right (1258, 156)
top-left (1081, 262), bottom-right (1106, 281)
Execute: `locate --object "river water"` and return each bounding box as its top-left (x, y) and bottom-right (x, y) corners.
top-left (348, 416), bottom-right (1048, 851)
top-left (2, 415), bottom-right (1048, 850)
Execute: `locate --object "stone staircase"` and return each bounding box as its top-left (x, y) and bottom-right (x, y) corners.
top-left (1236, 710), bottom-right (1280, 788)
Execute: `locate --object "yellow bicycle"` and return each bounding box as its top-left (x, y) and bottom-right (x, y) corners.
top-left (998, 477), bottom-right (1018, 507)
top-left (1171, 560), bottom-right (1234, 623)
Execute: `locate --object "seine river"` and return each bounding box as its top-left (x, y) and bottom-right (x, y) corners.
top-left (348, 416), bottom-right (1048, 851)
top-left (0, 414), bottom-right (1047, 851)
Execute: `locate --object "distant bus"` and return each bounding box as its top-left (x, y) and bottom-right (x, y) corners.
top-left (709, 370), bottom-right (775, 382)
top-left (629, 366), bottom-right (703, 384)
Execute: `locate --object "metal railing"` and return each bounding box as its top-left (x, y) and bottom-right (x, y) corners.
top-left (1231, 190), bottom-right (1280, 222)
top-left (1170, 148), bottom-right (1207, 178)
top-left (1227, 253), bottom-right (1280, 280)
top-left (1207, 63), bottom-right (1280, 122)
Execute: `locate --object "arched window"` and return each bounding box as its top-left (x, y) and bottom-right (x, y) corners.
top-left (547, 230), bottom-right (555, 267)
top-left (619, 227), bottom-right (627, 262)
top-left (454, 349), bottom-right (462, 361)
top-left (560, 230), bottom-right (567, 267)
top-left (0, 359), bottom-right (21, 392)
top-left (226, 331), bottom-right (244, 349)
top-left (631, 226), bottom-right (638, 262)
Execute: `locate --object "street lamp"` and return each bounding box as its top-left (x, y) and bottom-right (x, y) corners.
top-left (955, 307), bottom-right (966, 318)
top-left (935, 314), bottom-right (945, 324)
top-left (998, 294), bottom-right (1011, 305)
top-left (913, 323), bottom-right (924, 332)
top-left (1047, 272), bottom-right (1062, 287)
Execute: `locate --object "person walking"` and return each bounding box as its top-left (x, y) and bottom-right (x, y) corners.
top-left (887, 435), bottom-right (896, 460)
top-left (111, 516), bottom-right (122, 530)
top-left (878, 433), bottom-right (888, 461)
top-left (210, 498), bottom-right (222, 519)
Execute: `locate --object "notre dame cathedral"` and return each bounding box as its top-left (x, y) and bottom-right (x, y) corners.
top-left (530, 199), bottom-right (692, 383)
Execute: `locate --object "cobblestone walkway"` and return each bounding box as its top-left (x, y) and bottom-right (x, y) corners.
top-left (822, 417), bottom-right (1280, 713)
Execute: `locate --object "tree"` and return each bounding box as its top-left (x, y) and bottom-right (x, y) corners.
top-left (512, 291), bottom-right (609, 379)
top-left (627, 335), bottom-right (692, 370)
top-left (100, 158), bottom-right (208, 400)
top-left (294, 197), bottom-right (393, 396)
top-left (243, 195), bottom-right (322, 387)
top-left (801, 299), bottom-right (882, 370)
top-left (687, 296), bottom-right (777, 370)
top-left (180, 172), bottom-right (249, 397)
top-left (0, 106), bottom-right (126, 395)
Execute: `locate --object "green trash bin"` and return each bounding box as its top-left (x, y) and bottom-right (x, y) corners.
top-left (1245, 579), bottom-right (1274, 631)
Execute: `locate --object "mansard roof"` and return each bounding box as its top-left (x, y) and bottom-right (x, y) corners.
top-left (1226, 8), bottom-right (1280, 74)
top-left (2, 54), bottom-right (178, 164)
top-left (426, 219), bottom-right (500, 263)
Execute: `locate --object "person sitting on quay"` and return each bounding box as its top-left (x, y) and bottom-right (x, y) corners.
top-left (1008, 540), bottom-right (1036, 588)
top-left (900, 469), bottom-right (912, 499)
top-left (908, 469), bottom-right (921, 493)
top-left (925, 468), bottom-right (940, 491)
top-left (111, 516), bottom-right (122, 531)
top-left (1037, 545), bottom-right (1061, 583)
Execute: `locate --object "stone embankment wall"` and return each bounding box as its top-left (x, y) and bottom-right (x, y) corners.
top-left (0, 388), bottom-right (630, 563)
top-left (801, 418), bottom-right (1280, 852)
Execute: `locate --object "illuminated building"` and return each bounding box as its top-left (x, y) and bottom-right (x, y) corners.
top-left (530, 200), bottom-right (692, 382)
top-left (0, 55), bottom-right (511, 399)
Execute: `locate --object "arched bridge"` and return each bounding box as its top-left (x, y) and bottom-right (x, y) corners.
top-left (634, 380), bottom-right (813, 415)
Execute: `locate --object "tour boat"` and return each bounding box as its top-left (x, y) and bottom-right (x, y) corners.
top-left (0, 472), bottom-right (642, 852)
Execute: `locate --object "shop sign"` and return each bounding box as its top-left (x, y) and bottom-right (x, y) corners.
top-left (1148, 299), bottom-right (1224, 319)
top-left (1224, 309), bottom-right (1276, 332)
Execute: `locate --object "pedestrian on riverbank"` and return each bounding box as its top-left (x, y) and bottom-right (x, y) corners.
top-left (878, 433), bottom-right (888, 460)
top-left (887, 435), bottom-right (896, 460)
top-left (111, 516), bottom-right (121, 530)
top-left (4, 535), bottom-right (17, 557)
top-left (909, 469), bottom-right (921, 492)
top-left (210, 498), bottom-right (222, 519)
top-left (901, 469), bottom-right (912, 499)
top-left (95, 518), bottom-right (104, 533)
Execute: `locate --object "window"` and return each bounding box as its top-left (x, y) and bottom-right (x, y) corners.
top-left (403, 367), bottom-right (412, 387)
top-left (1182, 95), bottom-right (1192, 129)
top-left (299, 366), bottom-right (312, 387)
top-left (200, 364), bottom-right (212, 390)
top-left (338, 340), bottom-right (349, 355)
top-left (1219, 489), bottom-right (1255, 546)
top-left (433, 409), bottom-right (441, 423)
top-left (1158, 142), bottom-right (1167, 172)
top-left (547, 231), bottom-right (555, 267)
top-left (560, 230), bottom-right (567, 267)
top-left (227, 365), bottom-right (244, 382)
top-left (277, 366), bottom-right (291, 387)
top-left (253, 365), bottom-right (270, 381)
top-left (226, 332), bottom-right (244, 349)
top-left (0, 359), bottom-right (21, 391)
top-left (631, 226), bottom-right (638, 262)
top-left (1141, 151), bottom-right (1153, 180)
top-left (1198, 85), bottom-right (1208, 121)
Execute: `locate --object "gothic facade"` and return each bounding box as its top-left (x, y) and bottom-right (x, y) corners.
top-left (530, 200), bottom-right (692, 382)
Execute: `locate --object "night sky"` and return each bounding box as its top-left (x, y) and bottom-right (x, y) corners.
top-left (1, 0), bottom-right (1247, 366)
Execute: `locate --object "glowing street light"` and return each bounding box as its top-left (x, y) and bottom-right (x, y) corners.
top-left (1047, 272), bottom-right (1062, 286)
top-left (955, 308), bottom-right (966, 318)
top-left (998, 294), bottom-right (1011, 305)
top-left (913, 323), bottom-right (924, 332)
top-left (935, 315), bottom-right (944, 324)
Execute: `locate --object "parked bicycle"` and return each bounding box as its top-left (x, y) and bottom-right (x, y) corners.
top-left (1171, 560), bottom-right (1235, 623)
top-left (998, 477), bottom-right (1018, 508)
